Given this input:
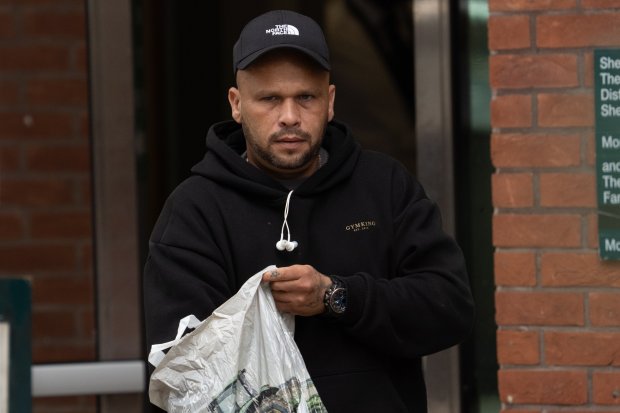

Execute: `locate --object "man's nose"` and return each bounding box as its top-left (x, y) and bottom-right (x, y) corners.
top-left (278, 99), bottom-right (301, 127)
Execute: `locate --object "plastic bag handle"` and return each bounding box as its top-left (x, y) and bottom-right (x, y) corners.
top-left (148, 314), bottom-right (202, 367)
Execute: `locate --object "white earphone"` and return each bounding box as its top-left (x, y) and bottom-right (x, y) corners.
top-left (276, 190), bottom-right (298, 252)
top-left (276, 239), bottom-right (298, 251)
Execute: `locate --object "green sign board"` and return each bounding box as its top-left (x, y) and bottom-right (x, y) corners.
top-left (595, 49), bottom-right (620, 259)
top-left (0, 279), bottom-right (31, 413)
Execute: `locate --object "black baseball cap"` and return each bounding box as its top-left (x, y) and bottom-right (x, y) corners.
top-left (233, 10), bottom-right (330, 73)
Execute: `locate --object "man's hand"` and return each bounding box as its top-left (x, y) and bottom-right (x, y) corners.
top-left (262, 265), bottom-right (332, 316)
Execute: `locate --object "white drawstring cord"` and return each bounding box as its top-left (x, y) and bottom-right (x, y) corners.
top-left (275, 190), bottom-right (298, 251)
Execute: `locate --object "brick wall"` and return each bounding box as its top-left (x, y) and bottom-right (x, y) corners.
top-left (489, 0), bottom-right (620, 411)
top-left (0, 0), bottom-right (96, 411)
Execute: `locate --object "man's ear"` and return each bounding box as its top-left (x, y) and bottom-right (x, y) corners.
top-left (327, 84), bottom-right (336, 122)
top-left (228, 87), bottom-right (242, 123)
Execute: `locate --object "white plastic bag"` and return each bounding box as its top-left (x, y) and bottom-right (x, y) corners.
top-left (148, 266), bottom-right (327, 413)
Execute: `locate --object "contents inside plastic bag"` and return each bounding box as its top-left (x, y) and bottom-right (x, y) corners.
top-left (148, 266), bottom-right (327, 413)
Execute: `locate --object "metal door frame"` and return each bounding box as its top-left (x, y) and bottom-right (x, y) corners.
top-left (414, 0), bottom-right (462, 412)
top-left (87, 0), bottom-right (144, 411)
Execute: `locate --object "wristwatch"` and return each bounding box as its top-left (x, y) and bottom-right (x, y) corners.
top-left (324, 276), bottom-right (347, 315)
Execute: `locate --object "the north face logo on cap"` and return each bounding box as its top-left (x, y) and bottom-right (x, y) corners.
top-left (266, 24), bottom-right (299, 35)
top-left (233, 10), bottom-right (330, 72)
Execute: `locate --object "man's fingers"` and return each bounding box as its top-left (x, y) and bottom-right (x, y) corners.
top-left (262, 267), bottom-right (282, 282)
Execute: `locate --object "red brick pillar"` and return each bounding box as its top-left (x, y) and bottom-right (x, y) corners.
top-left (489, 0), bottom-right (620, 410)
top-left (0, 0), bottom-right (96, 411)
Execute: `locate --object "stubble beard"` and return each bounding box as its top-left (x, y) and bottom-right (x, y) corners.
top-left (244, 124), bottom-right (325, 172)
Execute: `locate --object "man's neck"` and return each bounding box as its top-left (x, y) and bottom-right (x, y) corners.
top-left (242, 148), bottom-right (329, 188)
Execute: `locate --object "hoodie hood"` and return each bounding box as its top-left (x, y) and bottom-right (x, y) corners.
top-left (190, 120), bottom-right (360, 199)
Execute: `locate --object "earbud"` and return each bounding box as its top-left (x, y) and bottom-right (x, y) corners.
top-left (276, 240), bottom-right (298, 251)
top-left (276, 240), bottom-right (287, 251)
top-left (287, 241), bottom-right (298, 251)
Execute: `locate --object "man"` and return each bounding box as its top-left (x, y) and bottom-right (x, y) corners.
top-left (144, 9), bottom-right (474, 412)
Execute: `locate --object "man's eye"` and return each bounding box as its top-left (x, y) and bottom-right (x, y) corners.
top-left (299, 95), bottom-right (313, 101)
top-left (261, 96), bottom-right (277, 102)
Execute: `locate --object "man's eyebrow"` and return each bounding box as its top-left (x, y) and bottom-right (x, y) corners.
top-left (249, 87), bottom-right (321, 97)
top-left (253, 88), bottom-right (277, 95)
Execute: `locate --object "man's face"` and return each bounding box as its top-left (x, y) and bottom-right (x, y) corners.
top-left (228, 50), bottom-right (335, 179)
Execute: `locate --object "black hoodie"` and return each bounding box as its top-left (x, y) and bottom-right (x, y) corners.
top-left (144, 120), bottom-right (475, 412)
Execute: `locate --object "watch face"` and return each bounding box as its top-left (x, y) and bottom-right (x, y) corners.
top-left (329, 287), bottom-right (347, 314)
